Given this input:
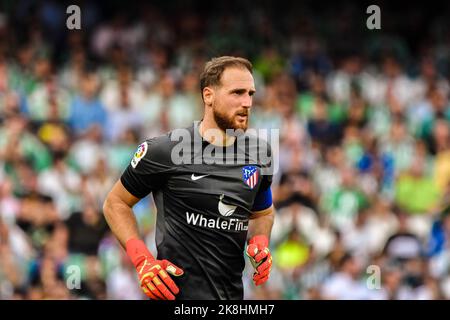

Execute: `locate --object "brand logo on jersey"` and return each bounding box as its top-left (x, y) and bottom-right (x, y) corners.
top-left (185, 212), bottom-right (248, 232)
top-left (218, 194), bottom-right (237, 216)
top-left (131, 142), bottom-right (148, 168)
top-left (185, 195), bottom-right (246, 232)
top-left (242, 166), bottom-right (259, 189)
top-left (191, 173), bottom-right (209, 181)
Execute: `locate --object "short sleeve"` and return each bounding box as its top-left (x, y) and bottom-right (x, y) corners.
top-left (251, 136), bottom-right (273, 212)
top-left (120, 137), bottom-right (174, 198)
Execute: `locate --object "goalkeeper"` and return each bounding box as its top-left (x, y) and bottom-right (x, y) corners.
top-left (103, 56), bottom-right (274, 300)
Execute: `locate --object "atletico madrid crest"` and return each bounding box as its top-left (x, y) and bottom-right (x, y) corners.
top-left (242, 166), bottom-right (259, 189)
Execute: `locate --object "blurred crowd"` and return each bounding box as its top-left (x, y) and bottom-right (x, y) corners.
top-left (1, 0), bottom-right (450, 300)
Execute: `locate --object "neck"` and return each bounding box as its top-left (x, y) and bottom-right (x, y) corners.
top-left (199, 115), bottom-right (236, 147)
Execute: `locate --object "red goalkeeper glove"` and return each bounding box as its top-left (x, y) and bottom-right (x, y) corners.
top-left (126, 238), bottom-right (184, 300)
top-left (246, 235), bottom-right (272, 286)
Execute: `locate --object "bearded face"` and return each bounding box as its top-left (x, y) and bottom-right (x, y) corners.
top-left (213, 104), bottom-right (249, 132)
top-left (206, 67), bottom-right (255, 132)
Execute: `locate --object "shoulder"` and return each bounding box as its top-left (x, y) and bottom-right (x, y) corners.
top-left (241, 130), bottom-right (274, 174)
top-left (243, 130), bottom-right (272, 156)
top-left (132, 125), bottom-right (195, 168)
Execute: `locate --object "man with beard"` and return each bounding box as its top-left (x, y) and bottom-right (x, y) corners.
top-left (103, 56), bottom-right (274, 300)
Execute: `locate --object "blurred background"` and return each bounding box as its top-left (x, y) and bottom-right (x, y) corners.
top-left (1, 0), bottom-right (450, 300)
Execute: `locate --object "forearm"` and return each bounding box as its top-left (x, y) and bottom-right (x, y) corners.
top-left (247, 207), bottom-right (274, 241)
top-left (103, 195), bottom-right (141, 249)
top-left (103, 187), bottom-right (183, 301)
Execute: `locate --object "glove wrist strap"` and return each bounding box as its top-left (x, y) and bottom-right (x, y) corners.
top-left (126, 238), bottom-right (155, 267)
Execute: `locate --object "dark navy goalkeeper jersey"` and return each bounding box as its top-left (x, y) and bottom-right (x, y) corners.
top-left (120, 121), bottom-right (273, 300)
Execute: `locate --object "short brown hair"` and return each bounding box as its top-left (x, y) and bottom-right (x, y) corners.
top-left (200, 56), bottom-right (252, 97)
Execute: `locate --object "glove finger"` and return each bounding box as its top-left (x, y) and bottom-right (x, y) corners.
top-left (145, 280), bottom-right (165, 300)
top-left (141, 284), bottom-right (159, 300)
top-left (255, 275), bottom-right (269, 286)
top-left (163, 260), bottom-right (184, 277)
top-left (253, 269), bottom-right (269, 281)
top-left (256, 256), bottom-right (272, 274)
top-left (246, 244), bottom-right (259, 258)
top-left (139, 263), bottom-right (161, 286)
top-left (152, 276), bottom-right (175, 300)
top-left (158, 269), bottom-right (180, 295)
top-left (254, 248), bottom-right (269, 263)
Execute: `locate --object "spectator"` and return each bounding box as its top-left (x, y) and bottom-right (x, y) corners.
top-left (382, 210), bottom-right (424, 262)
top-left (37, 152), bottom-right (82, 219)
top-left (320, 166), bottom-right (369, 231)
top-left (395, 156), bottom-right (442, 215)
top-left (68, 72), bottom-right (107, 137)
top-left (320, 253), bottom-right (375, 299)
top-left (65, 202), bottom-right (109, 256)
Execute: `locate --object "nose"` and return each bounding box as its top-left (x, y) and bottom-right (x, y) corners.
top-left (241, 94), bottom-right (252, 109)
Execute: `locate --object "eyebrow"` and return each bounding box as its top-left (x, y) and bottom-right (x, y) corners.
top-left (230, 88), bottom-right (256, 95)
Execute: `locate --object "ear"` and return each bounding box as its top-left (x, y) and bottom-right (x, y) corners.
top-left (203, 87), bottom-right (214, 107)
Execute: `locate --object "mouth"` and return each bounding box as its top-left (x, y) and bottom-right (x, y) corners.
top-left (236, 115), bottom-right (248, 123)
top-left (235, 112), bottom-right (248, 121)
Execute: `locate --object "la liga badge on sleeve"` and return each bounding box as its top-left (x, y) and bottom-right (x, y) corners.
top-left (131, 141), bottom-right (148, 168)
